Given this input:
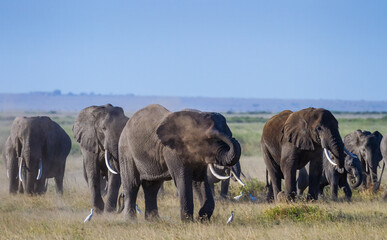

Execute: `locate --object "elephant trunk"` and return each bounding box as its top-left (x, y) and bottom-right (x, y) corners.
top-left (348, 163), bottom-right (363, 189)
top-left (213, 131), bottom-right (241, 167)
top-left (323, 132), bottom-right (345, 169)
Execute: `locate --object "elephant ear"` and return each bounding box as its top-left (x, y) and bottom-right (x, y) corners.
top-left (72, 106), bottom-right (99, 153)
top-left (344, 130), bottom-right (364, 155)
top-left (156, 111), bottom-right (213, 152)
top-left (372, 131), bottom-right (383, 143)
top-left (282, 112), bottom-right (314, 151)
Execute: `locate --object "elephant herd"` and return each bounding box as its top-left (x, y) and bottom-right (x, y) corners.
top-left (2, 104), bottom-right (387, 222)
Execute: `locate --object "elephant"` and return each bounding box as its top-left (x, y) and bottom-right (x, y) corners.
top-left (381, 135), bottom-right (387, 200)
top-left (118, 104), bottom-right (244, 221)
top-left (261, 108), bottom-right (354, 202)
top-left (297, 154), bottom-right (363, 201)
top-left (4, 116), bottom-right (71, 195)
top-left (343, 130), bottom-right (383, 190)
top-left (206, 161), bottom-right (243, 198)
top-left (73, 104), bottom-right (129, 213)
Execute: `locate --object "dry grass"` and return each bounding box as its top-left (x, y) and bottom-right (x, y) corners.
top-left (1, 112), bottom-right (387, 239)
top-left (1, 155), bottom-right (387, 240)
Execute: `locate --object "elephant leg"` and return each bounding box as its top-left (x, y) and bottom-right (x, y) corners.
top-left (193, 180), bottom-right (215, 221)
top-left (297, 168), bottom-right (309, 196)
top-left (342, 181), bottom-right (352, 201)
top-left (269, 173), bottom-right (281, 201)
top-left (18, 180), bottom-right (24, 194)
top-left (330, 175), bottom-right (339, 201)
top-left (8, 158), bottom-right (19, 194)
top-left (280, 151), bottom-right (297, 201)
top-left (262, 146), bottom-right (281, 201)
top-left (120, 154), bottom-right (141, 220)
top-left (172, 168), bottom-right (194, 221)
top-left (142, 180), bottom-right (163, 220)
top-left (82, 149), bottom-right (104, 213)
top-left (55, 164), bottom-right (66, 195)
top-left (307, 157), bottom-right (323, 200)
top-left (35, 177), bottom-right (47, 195)
top-left (220, 179), bottom-right (230, 198)
top-left (104, 172), bottom-right (121, 212)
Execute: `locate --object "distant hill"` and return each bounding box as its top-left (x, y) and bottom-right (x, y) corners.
top-left (1, 92), bottom-right (387, 113)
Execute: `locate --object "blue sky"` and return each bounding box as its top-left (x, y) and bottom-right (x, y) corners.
top-left (0, 1), bottom-right (386, 100)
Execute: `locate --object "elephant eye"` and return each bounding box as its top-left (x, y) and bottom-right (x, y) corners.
top-left (316, 126), bottom-right (322, 131)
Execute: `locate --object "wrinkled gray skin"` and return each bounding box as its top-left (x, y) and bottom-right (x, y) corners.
top-left (5, 116), bottom-right (71, 195)
top-left (73, 104), bottom-right (129, 213)
top-left (297, 154), bottom-right (362, 201)
top-left (2, 136), bottom-right (23, 193)
top-left (206, 162), bottom-right (241, 198)
top-left (344, 130), bottom-right (383, 189)
top-left (262, 108), bottom-right (346, 202)
top-left (381, 135), bottom-right (387, 200)
top-left (119, 104), bottom-right (241, 221)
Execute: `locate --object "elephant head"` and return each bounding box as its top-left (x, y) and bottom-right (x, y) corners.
top-left (156, 110), bottom-right (242, 182)
top-left (344, 155), bottom-right (363, 188)
top-left (10, 117), bottom-right (48, 194)
top-left (73, 104), bottom-right (129, 174)
top-left (283, 108), bottom-right (347, 170)
top-left (344, 130), bottom-right (383, 186)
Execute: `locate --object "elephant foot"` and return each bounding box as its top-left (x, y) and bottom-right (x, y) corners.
top-left (277, 191), bottom-right (295, 202)
top-left (145, 210), bottom-right (160, 221)
top-left (306, 194), bottom-right (318, 202)
top-left (197, 213), bottom-right (211, 222)
top-left (180, 213), bottom-right (194, 222)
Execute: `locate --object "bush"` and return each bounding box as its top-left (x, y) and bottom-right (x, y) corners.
top-left (263, 204), bottom-right (333, 222)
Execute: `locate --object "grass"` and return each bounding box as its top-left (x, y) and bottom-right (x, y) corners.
top-left (1, 111), bottom-right (387, 239)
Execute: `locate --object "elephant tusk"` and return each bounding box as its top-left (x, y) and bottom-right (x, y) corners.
top-left (36, 158), bottom-right (42, 180)
top-left (18, 157), bottom-right (23, 182)
top-left (324, 148), bottom-right (337, 166)
top-left (105, 151), bottom-right (118, 175)
top-left (231, 169), bottom-right (246, 186)
top-left (344, 147), bottom-right (358, 158)
top-left (209, 164), bottom-right (232, 180)
top-left (7, 170), bottom-right (9, 178)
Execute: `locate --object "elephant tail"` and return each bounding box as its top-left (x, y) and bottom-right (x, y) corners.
top-left (117, 192), bottom-right (124, 213)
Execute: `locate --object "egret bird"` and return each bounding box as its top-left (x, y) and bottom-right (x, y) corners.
top-left (233, 191), bottom-right (243, 200)
top-left (249, 194), bottom-right (257, 202)
top-left (84, 208), bottom-right (94, 223)
top-left (227, 211), bottom-right (234, 224)
top-left (136, 204), bottom-right (143, 214)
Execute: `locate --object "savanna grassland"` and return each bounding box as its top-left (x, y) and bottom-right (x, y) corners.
top-left (1, 111), bottom-right (387, 239)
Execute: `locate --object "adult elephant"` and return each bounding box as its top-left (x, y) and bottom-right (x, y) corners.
top-left (206, 162), bottom-right (243, 198)
top-left (261, 108), bottom-right (353, 201)
top-left (6, 116), bottom-right (71, 195)
top-left (118, 104), bottom-right (243, 221)
top-left (73, 104), bottom-right (129, 213)
top-left (343, 130), bottom-right (383, 190)
top-left (297, 154), bottom-right (363, 201)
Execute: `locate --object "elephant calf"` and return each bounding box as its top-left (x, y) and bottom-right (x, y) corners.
top-left (3, 116), bottom-right (71, 195)
top-left (297, 154), bottom-right (362, 201)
